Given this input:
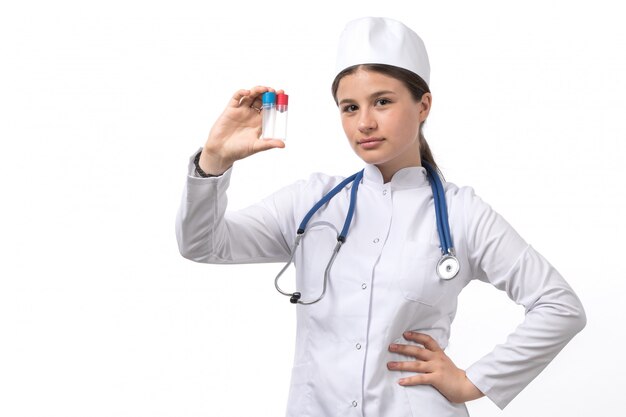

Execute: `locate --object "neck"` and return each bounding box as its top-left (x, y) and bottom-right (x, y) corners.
top-left (376, 156), bottom-right (422, 183)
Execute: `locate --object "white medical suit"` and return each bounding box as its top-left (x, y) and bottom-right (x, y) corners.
top-left (176, 154), bottom-right (586, 417)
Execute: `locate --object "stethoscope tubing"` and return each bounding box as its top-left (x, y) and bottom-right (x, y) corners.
top-left (297, 171), bottom-right (362, 236)
top-left (276, 171), bottom-right (363, 305)
top-left (275, 165), bottom-right (459, 304)
top-left (423, 161), bottom-right (454, 254)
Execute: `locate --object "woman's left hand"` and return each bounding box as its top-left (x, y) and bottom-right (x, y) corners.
top-left (387, 331), bottom-right (484, 403)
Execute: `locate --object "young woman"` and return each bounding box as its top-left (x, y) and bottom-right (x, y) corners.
top-left (176, 17), bottom-right (586, 417)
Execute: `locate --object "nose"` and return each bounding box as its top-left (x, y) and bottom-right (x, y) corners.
top-left (358, 108), bottom-right (377, 133)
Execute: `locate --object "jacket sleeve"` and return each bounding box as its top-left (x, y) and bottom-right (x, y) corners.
top-left (175, 151), bottom-right (296, 264)
top-left (461, 188), bottom-right (586, 409)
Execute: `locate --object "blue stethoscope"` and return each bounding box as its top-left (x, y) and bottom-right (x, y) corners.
top-left (274, 162), bottom-right (460, 305)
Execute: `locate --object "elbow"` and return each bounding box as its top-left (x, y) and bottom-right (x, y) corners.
top-left (175, 221), bottom-right (210, 263)
top-left (177, 233), bottom-right (212, 263)
top-left (533, 289), bottom-right (587, 340)
top-left (558, 294), bottom-right (587, 339)
top-left (176, 226), bottom-right (192, 260)
top-left (571, 301), bottom-right (587, 336)
top-left (177, 242), bottom-right (213, 264)
top-left (177, 243), bottom-right (197, 262)
top-left (177, 237), bottom-right (196, 261)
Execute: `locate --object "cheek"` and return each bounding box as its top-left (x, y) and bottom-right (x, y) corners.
top-left (340, 117), bottom-right (356, 137)
top-left (394, 111), bottom-right (421, 138)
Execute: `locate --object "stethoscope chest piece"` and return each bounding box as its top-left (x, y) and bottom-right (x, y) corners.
top-left (437, 254), bottom-right (460, 280)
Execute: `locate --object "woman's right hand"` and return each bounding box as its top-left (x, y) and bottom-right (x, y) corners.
top-left (198, 85), bottom-right (286, 175)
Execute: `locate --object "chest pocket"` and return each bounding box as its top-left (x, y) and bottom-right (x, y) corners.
top-left (398, 241), bottom-right (448, 306)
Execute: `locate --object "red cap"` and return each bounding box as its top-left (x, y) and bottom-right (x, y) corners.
top-left (277, 93), bottom-right (289, 106)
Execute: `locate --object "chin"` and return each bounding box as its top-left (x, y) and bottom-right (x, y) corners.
top-left (353, 151), bottom-right (390, 166)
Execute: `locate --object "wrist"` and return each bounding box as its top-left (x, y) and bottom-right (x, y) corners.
top-left (461, 374), bottom-right (484, 402)
top-left (196, 149), bottom-right (232, 176)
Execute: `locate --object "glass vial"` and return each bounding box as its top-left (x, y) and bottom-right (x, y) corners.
top-left (261, 92), bottom-right (276, 139)
top-left (273, 93), bottom-right (288, 141)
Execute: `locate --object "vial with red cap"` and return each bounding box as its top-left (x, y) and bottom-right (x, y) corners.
top-left (274, 93), bottom-right (288, 141)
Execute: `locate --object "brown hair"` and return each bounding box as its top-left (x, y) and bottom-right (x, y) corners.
top-left (331, 63), bottom-right (439, 172)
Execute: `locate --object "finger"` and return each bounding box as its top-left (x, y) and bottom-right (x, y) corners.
top-left (249, 96), bottom-right (264, 110)
top-left (388, 343), bottom-right (433, 361)
top-left (231, 89), bottom-right (251, 107)
top-left (403, 332), bottom-right (442, 352)
top-left (248, 85), bottom-right (272, 101)
top-left (397, 373), bottom-right (432, 386)
top-left (249, 86), bottom-right (284, 109)
top-left (387, 360), bottom-right (429, 373)
top-left (236, 86), bottom-right (271, 108)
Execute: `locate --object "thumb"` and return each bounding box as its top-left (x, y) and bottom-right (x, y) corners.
top-left (252, 139), bottom-right (286, 154)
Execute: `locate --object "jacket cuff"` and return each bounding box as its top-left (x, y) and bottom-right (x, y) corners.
top-left (186, 149), bottom-right (233, 181)
top-left (465, 363), bottom-right (509, 410)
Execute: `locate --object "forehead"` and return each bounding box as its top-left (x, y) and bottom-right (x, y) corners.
top-left (336, 68), bottom-right (408, 99)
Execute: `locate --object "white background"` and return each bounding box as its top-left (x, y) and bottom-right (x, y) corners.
top-left (1, 1), bottom-right (624, 416)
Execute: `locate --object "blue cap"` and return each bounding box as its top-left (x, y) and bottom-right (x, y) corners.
top-left (262, 91), bottom-right (276, 105)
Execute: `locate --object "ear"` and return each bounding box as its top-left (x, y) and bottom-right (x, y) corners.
top-left (418, 92), bottom-right (432, 123)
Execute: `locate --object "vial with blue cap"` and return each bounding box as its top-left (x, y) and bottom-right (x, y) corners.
top-left (261, 92), bottom-right (276, 140)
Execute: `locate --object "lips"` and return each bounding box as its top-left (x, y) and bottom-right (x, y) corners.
top-left (357, 137), bottom-right (384, 150)
top-left (357, 137), bottom-right (384, 144)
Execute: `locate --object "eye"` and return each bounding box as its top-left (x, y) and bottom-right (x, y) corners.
top-left (375, 98), bottom-right (391, 106)
top-left (342, 104), bottom-right (358, 113)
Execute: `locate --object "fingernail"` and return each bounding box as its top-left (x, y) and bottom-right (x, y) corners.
top-left (403, 331), bottom-right (412, 337)
top-left (398, 378), bottom-right (407, 385)
top-left (388, 362), bottom-right (397, 369)
top-left (389, 344), bottom-right (398, 350)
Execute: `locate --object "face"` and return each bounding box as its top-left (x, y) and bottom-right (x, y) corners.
top-left (335, 68), bottom-right (431, 181)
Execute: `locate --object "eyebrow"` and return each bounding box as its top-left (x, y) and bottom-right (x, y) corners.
top-left (338, 90), bottom-right (397, 105)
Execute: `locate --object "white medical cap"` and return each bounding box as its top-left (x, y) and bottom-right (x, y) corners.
top-left (335, 17), bottom-right (430, 85)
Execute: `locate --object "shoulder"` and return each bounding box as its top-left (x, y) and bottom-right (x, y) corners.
top-left (442, 181), bottom-right (503, 239)
top-left (306, 171), bottom-right (352, 187)
top-left (445, 180), bottom-right (527, 250)
top-left (261, 170), bottom-right (352, 207)
top-left (443, 181), bottom-right (491, 214)
top-left (293, 171), bottom-right (356, 197)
